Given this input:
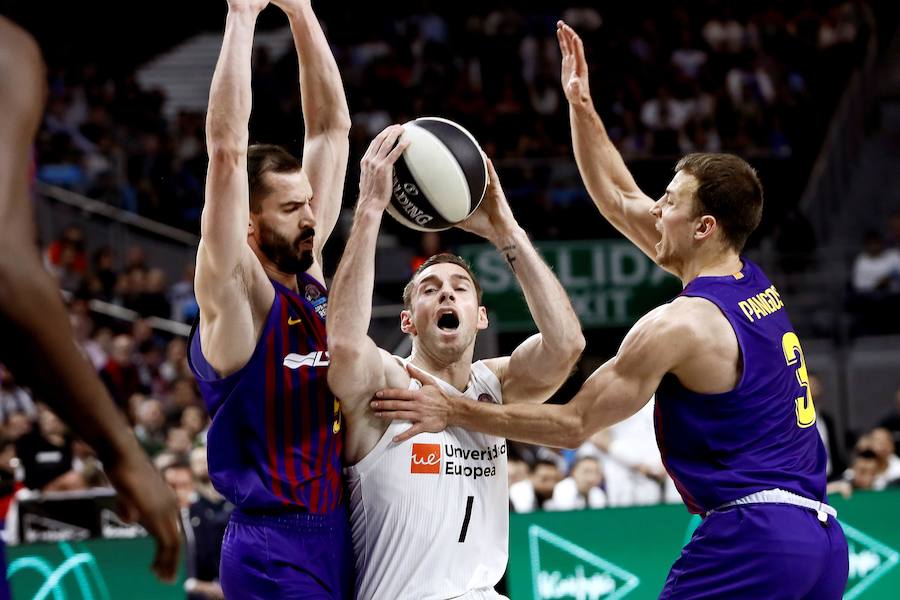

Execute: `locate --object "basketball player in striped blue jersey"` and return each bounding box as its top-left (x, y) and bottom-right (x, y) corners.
top-left (327, 126), bottom-right (584, 599)
top-left (187, 0), bottom-right (351, 597)
top-left (372, 22), bottom-right (848, 599)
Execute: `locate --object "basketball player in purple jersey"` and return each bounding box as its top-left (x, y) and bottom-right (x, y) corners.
top-left (187, 0), bottom-right (351, 597)
top-left (0, 17), bottom-right (180, 592)
top-left (372, 22), bottom-right (848, 599)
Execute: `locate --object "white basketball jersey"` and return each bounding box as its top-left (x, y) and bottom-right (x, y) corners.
top-left (346, 360), bottom-right (509, 600)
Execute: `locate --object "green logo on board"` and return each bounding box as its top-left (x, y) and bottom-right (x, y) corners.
top-left (528, 525), bottom-right (640, 600)
top-left (843, 522), bottom-right (899, 599)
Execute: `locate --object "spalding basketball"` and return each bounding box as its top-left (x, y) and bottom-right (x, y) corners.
top-left (386, 117), bottom-right (488, 231)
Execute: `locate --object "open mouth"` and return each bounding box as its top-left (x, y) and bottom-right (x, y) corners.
top-left (437, 311), bottom-right (460, 331)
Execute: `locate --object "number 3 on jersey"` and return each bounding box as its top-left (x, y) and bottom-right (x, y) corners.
top-left (781, 332), bottom-right (816, 428)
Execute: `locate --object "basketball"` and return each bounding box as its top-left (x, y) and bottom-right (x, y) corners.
top-left (386, 117), bottom-right (488, 231)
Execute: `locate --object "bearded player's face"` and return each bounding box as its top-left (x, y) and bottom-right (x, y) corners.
top-left (252, 170), bottom-right (316, 274)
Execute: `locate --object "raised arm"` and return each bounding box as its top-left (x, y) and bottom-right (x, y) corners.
top-left (200, 2), bottom-right (267, 277)
top-left (327, 126), bottom-right (409, 425)
top-left (274, 0), bottom-right (351, 260)
top-left (467, 163), bottom-right (585, 404)
top-left (0, 17), bottom-right (180, 581)
top-left (557, 21), bottom-right (660, 261)
top-left (375, 304), bottom-right (693, 447)
top-left (196, 1), bottom-right (274, 376)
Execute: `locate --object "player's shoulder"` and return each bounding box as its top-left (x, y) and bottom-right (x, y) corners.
top-left (633, 298), bottom-right (720, 348)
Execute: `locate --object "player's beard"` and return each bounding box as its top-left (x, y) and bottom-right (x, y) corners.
top-left (258, 223), bottom-right (315, 275)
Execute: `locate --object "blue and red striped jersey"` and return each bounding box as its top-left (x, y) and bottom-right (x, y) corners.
top-left (654, 258), bottom-right (826, 514)
top-left (188, 274), bottom-right (344, 513)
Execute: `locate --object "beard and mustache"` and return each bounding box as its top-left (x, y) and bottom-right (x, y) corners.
top-left (258, 223), bottom-right (315, 274)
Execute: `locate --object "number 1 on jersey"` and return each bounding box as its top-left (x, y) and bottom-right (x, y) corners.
top-left (458, 496), bottom-right (474, 543)
top-left (781, 332), bottom-right (816, 428)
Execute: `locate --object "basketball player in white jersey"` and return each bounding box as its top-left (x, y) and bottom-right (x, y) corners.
top-left (327, 125), bottom-right (585, 600)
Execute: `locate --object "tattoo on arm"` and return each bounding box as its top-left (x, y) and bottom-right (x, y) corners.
top-left (502, 244), bottom-right (518, 273)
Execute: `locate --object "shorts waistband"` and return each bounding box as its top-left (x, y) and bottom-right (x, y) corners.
top-left (705, 488), bottom-right (837, 523)
top-left (231, 506), bottom-right (348, 530)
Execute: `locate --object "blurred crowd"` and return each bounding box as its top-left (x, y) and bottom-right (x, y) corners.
top-left (847, 212), bottom-right (900, 335)
top-left (7, 0), bottom-right (891, 596)
top-left (33, 1), bottom-right (871, 240)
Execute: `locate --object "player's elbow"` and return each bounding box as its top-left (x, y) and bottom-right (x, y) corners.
top-left (558, 411), bottom-right (589, 449)
top-left (206, 143), bottom-right (245, 170)
top-left (567, 332), bottom-right (587, 365)
top-left (327, 335), bottom-right (363, 366)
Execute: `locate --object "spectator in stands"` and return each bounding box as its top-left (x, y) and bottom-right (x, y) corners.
top-left (507, 457), bottom-right (529, 489)
top-left (0, 435), bottom-right (23, 522)
top-left (44, 225), bottom-right (88, 278)
top-left (169, 262), bottom-right (199, 324)
top-left (99, 334), bottom-right (141, 410)
top-left (509, 459), bottom-right (560, 512)
top-left (868, 427), bottom-right (900, 485)
top-left (837, 432), bottom-right (900, 492)
top-left (877, 385), bottom-right (900, 453)
top-left (852, 231), bottom-right (900, 293)
top-left (88, 246), bottom-right (119, 302)
top-left (579, 403), bottom-right (678, 506)
top-left (0, 364), bottom-right (37, 425)
top-left (15, 404), bottom-right (84, 491)
top-left (134, 268), bottom-right (171, 318)
top-left (3, 412), bottom-right (33, 443)
top-left (547, 456), bottom-right (607, 510)
top-left (180, 405), bottom-right (209, 447)
top-left (134, 396), bottom-right (167, 457)
top-left (159, 338), bottom-right (190, 389)
top-left (809, 373), bottom-right (846, 479)
top-left (849, 231), bottom-right (900, 335)
top-left (164, 459), bottom-right (229, 600)
top-left (170, 377), bottom-right (200, 415)
top-left (844, 448), bottom-right (881, 491)
top-left (165, 426), bottom-right (193, 462)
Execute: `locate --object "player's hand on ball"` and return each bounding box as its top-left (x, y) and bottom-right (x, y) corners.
top-left (557, 20), bottom-right (590, 105)
top-left (372, 363), bottom-right (455, 443)
top-left (457, 159), bottom-right (518, 243)
top-left (357, 125), bottom-right (410, 213)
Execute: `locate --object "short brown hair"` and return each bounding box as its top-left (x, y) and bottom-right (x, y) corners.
top-left (247, 144), bottom-right (303, 213)
top-left (402, 253), bottom-right (483, 309)
top-left (675, 153), bottom-right (763, 252)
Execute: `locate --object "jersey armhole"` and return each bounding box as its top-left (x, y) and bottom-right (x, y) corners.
top-left (678, 292), bottom-right (748, 395)
top-left (188, 292), bottom-right (280, 385)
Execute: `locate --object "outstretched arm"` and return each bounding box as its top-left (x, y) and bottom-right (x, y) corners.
top-left (557, 21), bottom-right (660, 261)
top-left (327, 126), bottom-right (409, 422)
top-left (274, 0), bottom-right (351, 262)
top-left (374, 304), bottom-right (692, 446)
top-left (201, 1), bottom-right (268, 277)
top-left (0, 17), bottom-right (181, 581)
top-left (196, 1), bottom-right (273, 376)
top-left (465, 163), bottom-right (585, 404)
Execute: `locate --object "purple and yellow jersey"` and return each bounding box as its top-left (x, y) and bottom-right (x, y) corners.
top-left (654, 258), bottom-right (826, 514)
top-left (188, 274), bottom-right (344, 514)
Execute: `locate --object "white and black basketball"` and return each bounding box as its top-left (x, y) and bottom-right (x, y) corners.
top-left (386, 117), bottom-right (488, 231)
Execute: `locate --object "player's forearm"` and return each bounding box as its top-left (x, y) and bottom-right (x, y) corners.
top-left (285, 2), bottom-right (351, 136)
top-left (327, 207), bottom-right (383, 350)
top-left (450, 395), bottom-right (585, 448)
top-left (493, 227), bottom-right (584, 357)
top-left (206, 8), bottom-right (260, 152)
top-left (569, 99), bottom-right (637, 216)
top-left (0, 251), bottom-right (144, 466)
